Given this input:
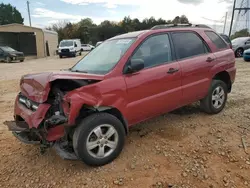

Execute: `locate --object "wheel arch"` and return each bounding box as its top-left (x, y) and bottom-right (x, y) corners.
top-left (75, 105), bottom-right (129, 135)
top-left (212, 71), bottom-right (232, 93)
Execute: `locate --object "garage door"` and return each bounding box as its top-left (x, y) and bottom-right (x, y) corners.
top-left (0, 32), bottom-right (18, 49)
top-left (0, 32), bottom-right (37, 56)
top-left (19, 33), bottom-right (37, 55)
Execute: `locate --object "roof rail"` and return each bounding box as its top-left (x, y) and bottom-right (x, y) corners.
top-left (151, 23), bottom-right (211, 30)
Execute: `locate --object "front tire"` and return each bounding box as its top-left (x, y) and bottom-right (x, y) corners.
top-left (5, 56), bottom-right (11, 63)
top-left (73, 113), bottom-right (126, 166)
top-left (200, 80), bottom-right (228, 114)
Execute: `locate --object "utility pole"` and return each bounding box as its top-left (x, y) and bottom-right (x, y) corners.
top-left (229, 0), bottom-right (236, 37)
top-left (223, 12), bottom-right (228, 34)
top-left (27, 1), bottom-right (32, 26)
top-left (247, 0), bottom-right (249, 31)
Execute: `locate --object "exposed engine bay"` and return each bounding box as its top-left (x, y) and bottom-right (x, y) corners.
top-left (4, 78), bottom-right (99, 159)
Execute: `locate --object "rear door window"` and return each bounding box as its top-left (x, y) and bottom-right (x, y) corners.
top-left (172, 32), bottom-right (209, 60)
top-left (205, 31), bottom-right (227, 49)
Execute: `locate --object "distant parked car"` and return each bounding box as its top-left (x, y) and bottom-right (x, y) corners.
top-left (96, 41), bottom-right (103, 47)
top-left (232, 37), bottom-right (250, 57)
top-left (0, 46), bottom-right (25, 63)
top-left (81, 44), bottom-right (95, 51)
top-left (220, 34), bottom-right (232, 49)
top-left (58, 39), bottom-right (82, 58)
top-left (243, 48), bottom-right (250, 61)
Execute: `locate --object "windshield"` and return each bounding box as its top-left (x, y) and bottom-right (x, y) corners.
top-left (71, 38), bottom-right (136, 75)
top-left (232, 37), bottom-right (249, 45)
top-left (1, 46), bottom-right (16, 52)
top-left (60, 41), bottom-right (73, 47)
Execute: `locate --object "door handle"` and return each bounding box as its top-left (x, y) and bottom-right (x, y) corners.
top-left (206, 57), bottom-right (215, 62)
top-left (167, 68), bottom-right (179, 74)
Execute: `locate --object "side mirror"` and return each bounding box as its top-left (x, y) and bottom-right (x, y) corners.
top-left (57, 45), bottom-right (59, 48)
top-left (126, 59), bottom-right (144, 74)
top-left (75, 44), bottom-right (77, 47)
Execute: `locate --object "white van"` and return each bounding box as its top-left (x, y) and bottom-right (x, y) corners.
top-left (58, 39), bottom-right (81, 58)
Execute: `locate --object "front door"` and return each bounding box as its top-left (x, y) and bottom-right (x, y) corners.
top-left (171, 31), bottom-right (214, 105)
top-left (124, 33), bottom-right (182, 125)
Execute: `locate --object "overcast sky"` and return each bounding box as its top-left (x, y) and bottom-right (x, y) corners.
top-left (2, 0), bottom-right (233, 32)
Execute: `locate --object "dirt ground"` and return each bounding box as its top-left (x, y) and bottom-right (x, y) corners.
top-left (0, 56), bottom-right (250, 188)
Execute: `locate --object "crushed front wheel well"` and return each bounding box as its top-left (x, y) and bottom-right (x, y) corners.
top-left (213, 71), bottom-right (232, 93)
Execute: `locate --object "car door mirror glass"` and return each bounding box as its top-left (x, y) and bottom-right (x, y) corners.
top-left (75, 43), bottom-right (77, 47)
top-left (126, 59), bottom-right (144, 74)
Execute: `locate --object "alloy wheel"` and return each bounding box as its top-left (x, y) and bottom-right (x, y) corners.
top-left (86, 124), bottom-right (118, 159)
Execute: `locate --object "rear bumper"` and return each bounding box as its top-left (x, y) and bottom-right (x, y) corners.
top-left (227, 67), bottom-right (236, 84)
top-left (243, 54), bottom-right (250, 60)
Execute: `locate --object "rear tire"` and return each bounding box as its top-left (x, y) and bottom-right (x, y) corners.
top-left (235, 48), bottom-right (244, 58)
top-left (200, 80), bottom-right (228, 114)
top-left (73, 113), bottom-right (126, 166)
top-left (59, 55), bottom-right (63, 58)
top-left (20, 60), bottom-right (24, 62)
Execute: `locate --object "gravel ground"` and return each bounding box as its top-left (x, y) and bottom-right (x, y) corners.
top-left (0, 56), bottom-right (250, 188)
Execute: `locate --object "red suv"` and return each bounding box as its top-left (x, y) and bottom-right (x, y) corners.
top-left (5, 24), bottom-right (236, 166)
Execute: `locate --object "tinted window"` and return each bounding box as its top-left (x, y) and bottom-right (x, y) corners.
top-left (131, 34), bottom-right (172, 68)
top-left (172, 32), bottom-right (208, 59)
top-left (206, 31), bottom-right (227, 49)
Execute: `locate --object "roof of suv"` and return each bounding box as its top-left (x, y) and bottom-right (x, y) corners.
top-left (111, 30), bottom-right (149, 40)
top-left (109, 25), bottom-right (213, 40)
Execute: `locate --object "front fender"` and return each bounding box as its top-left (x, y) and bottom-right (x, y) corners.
top-left (64, 77), bottom-right (127, 125)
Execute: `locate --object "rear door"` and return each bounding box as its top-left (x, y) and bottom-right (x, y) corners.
top-left (124, 33), bottom-right (182, 125)
top-left (171, 31), bottom-right (215, 105)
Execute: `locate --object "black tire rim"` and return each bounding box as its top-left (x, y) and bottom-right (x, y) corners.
top-left (236, 49), bottom-right (243, 57)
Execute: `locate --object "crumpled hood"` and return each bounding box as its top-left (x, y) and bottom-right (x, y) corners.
top-left (20, 71), bottom-right (104, 103)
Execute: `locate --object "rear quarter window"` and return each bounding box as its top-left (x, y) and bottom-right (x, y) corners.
top-left (205, 31), bottom-right (228, 49)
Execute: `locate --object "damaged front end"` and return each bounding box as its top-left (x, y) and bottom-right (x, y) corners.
top-left (4, 72), bottom-right (103, 159)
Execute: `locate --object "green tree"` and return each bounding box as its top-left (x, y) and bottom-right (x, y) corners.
top-left (47, 15), bottom-right (190, 45)
top-left (0, 3), bottom-right (24, 25)
top-left (230, 29), bottom-right (250, 40)
top-left (172, 15), bottom-right (189, 24)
